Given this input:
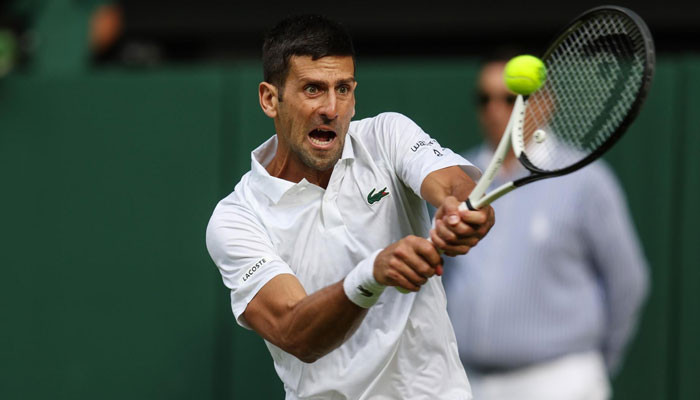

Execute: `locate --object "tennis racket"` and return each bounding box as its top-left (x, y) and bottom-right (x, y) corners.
top-left (464, 5), bottom-right (655, 210)
top-left (402, 6), bottom-right (655, 293)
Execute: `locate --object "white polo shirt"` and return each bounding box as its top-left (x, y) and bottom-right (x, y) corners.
top-left (206, 112), bottom-right (480, 400)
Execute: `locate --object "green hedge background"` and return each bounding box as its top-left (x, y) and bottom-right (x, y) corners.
top-left (1, 3), bottom-right (698, 399)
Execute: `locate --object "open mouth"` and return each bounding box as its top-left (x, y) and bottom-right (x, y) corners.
top-left (308, 128), bottom-right (337, 148)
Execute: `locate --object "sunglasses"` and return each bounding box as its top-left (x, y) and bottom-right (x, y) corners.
top-left (476, 92), bottom-right (517, 107)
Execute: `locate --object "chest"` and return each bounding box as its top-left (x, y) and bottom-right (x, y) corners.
top-left (259, 159), bottom-right (426, 292)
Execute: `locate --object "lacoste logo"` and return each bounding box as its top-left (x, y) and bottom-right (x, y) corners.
top-left (367, 187), bottom-right (389, 204)
top-left (240, 258), bottom-right (267, 284)
top-left (357, 285), bottom-right (373, 297)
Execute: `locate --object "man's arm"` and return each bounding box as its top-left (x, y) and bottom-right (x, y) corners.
top-left (583, 166), bottom-right (649, 375)
top-left (421, 165), bottom-right (495, 256)
top-left (243, 275), bottom-right (366, 363)
top-left (243, 236), bottom-right (443, 363)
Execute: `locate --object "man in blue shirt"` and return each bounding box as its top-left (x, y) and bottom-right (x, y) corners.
top-left (442, 55), bottom-right (649, 400)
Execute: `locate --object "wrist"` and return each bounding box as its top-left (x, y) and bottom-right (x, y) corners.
top-left (343, 249), bottom-right (385, 308)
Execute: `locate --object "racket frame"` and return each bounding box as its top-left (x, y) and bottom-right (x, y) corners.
top-left (465, 5), bottom-right (655, 210)
top-left (466, 95), bottom-right (525, 210)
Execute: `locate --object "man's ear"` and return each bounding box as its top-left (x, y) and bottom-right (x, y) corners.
top-left (352, 81), bottom-right (357, 117)
top-left (259, 82), bottom-right (279, 118)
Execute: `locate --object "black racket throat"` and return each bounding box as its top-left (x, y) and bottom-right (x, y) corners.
top-left (513, 138), bottom-right (617, 187)
top-left (512, 154), bottom-right (577, 188)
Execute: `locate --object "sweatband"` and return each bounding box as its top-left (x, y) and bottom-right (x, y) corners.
top-left (343, 249), bottom-right (386, 308)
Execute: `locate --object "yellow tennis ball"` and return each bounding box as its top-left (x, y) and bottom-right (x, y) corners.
top-left (504, 55), bottom-right (547, 95)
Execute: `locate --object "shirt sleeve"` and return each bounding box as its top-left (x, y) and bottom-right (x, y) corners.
top-left (370, 112), bottom-right (481, 197)
top-left (581, 164), bottom-right (649, 375)
top-left (206, 201), bottom-right (295, 329)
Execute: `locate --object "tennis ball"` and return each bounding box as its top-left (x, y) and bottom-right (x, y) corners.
top-left (503, 55), bottom-right (547, 95)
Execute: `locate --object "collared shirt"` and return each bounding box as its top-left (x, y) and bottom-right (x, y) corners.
top-left (443, 145), bottom-right (648, 376)
top-left (206, 112), bottom-right (480, 400)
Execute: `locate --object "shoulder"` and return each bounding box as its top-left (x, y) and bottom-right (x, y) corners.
top-left (206, 173), bottom-right (263, 244)
top-left (350, 112), bottom-right (420, 138)
top-left (349, 112), bottom-right (428, 158)
top-left (559, 161), bottom-right (629, 212)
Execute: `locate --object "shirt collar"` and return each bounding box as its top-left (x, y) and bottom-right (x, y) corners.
top-left (249, 133), bottom-right (356, 204)
top-left (340, 130), bottom-right (356, 161)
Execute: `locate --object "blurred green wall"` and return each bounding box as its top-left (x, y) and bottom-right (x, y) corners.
top-left (1, 56), bottom-right (698, 399)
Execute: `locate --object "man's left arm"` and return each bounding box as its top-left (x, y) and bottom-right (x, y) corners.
top-left (421, 165), bottom-right (495, 257)
top-left (583, 166), bottom-right (649, 376)
top-left (371, 113), bottom-right (494, 257)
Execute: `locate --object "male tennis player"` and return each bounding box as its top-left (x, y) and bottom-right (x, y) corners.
top-left (206, 14), bottom-right (494, 399)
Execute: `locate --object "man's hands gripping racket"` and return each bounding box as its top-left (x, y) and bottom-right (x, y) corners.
top-left (393, 6), bottom-right (655, 294)
top-left (466, 5), bottom-right (655, 210)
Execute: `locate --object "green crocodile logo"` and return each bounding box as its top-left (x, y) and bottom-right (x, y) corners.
top-left (367, 187), bottom-right (389, 204)
top-left (357, 285), bottom-right (373, 297)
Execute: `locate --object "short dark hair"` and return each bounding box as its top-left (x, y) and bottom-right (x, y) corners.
top-left (262, 14), bottom-right (355, 88)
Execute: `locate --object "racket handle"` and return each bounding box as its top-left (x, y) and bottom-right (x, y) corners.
top-left (396, 201), bottom-right (467, 293)
top-left (465, 198), bottom-right (476, 210)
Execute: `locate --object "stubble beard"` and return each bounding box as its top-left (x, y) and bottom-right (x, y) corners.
top-left (293, 135), bottom-right (344, 172)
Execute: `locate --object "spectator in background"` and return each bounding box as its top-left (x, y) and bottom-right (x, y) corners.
top-left (89, 2), bottom-right (162, 66)
top-left (0, 0), bottom-right (29, 77)
top-left (442, 53), bottom-right (649, 400)
top-left (0, 26), bottom-right (17, 77)
top-left (89, 2), bottom-right (123, 61)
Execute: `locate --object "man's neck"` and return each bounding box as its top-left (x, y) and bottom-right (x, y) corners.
top-left (266, 151), bottom-right (333, 189)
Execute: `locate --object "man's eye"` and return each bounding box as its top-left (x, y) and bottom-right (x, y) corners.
top-left (338, 86), bottom-right (349, 94)
top-left (305, 86), bottom-right (319, 94)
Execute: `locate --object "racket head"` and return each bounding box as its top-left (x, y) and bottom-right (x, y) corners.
top-left (514, 6), bottom-right (655, 183)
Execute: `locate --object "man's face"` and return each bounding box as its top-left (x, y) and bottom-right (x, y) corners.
top-left (274, 55), bottom-right (357, 172)
top-left (477, 61), bottom-right (515, 149)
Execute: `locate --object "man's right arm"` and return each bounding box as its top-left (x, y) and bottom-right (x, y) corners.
top-left (242, 235), bottom-right (442, 363)
top-left (243, 275), bottom-right (366, 363)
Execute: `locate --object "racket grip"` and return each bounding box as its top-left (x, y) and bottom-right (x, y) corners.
top-left (395, 200), bottom-right (471, 293)
top-left (465, 198), bottom-right (477, 210)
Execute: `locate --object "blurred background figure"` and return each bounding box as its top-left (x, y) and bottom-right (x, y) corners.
top-left (0, 24), bottom-right (17, 77)
top-left (0, 0), bottom-right (32, 77)
top-left (88, 1), bottom-right (162, 66)
top-left (442, 51), bottom-right (650, 400)
top-left (89, 2), bottom-right (122, 62)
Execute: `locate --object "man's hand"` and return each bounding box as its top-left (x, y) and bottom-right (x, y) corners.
top-left (430, 196), bottom-right (495, 257)
top-left (373, 236), bottom-right (443, 292)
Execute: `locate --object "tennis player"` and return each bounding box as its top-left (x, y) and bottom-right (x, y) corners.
top-left (206, 14), bottom-right (494, 399)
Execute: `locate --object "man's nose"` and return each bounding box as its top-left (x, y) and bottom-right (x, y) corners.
top-left (318, 92), bottom-right (338, 121)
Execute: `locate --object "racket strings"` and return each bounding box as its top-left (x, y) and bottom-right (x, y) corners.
top-left (521, 11), bottom-right (647, 172)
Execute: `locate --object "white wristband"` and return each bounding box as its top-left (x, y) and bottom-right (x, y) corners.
top-left (343, 249), bottom-right (385, 308)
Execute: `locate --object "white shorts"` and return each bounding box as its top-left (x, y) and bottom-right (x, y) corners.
top-left (467, 351), bottom-right (610, 400)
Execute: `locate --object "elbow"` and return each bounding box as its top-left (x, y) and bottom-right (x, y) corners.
top-left (276, 334), bottom-right (328, 363)
top-left (641, 270), bottom-right (651, 303)
top-left (634, 263), bottom-right (651, 305)
top-left (297, 352), bottom-right (322, 364)
top-left (618, 258), bottom-right (651, 307)
top-left (285, 342), bottom-right (325, 364)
